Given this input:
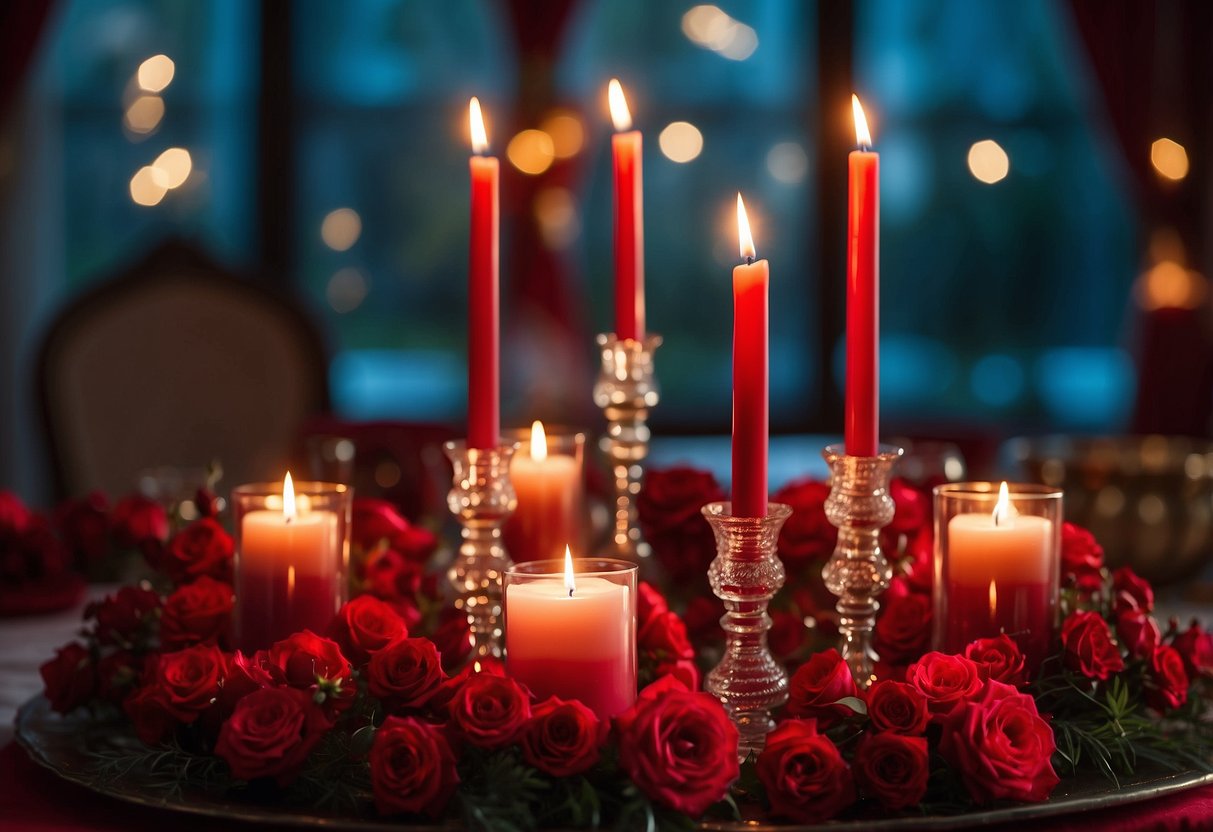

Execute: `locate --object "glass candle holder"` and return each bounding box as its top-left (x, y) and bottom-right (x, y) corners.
top-left (502, 426), bottom-right (587, 562)
top-left (933, 482), bottom-right (1063, 674)
top-left (232, 479), bottom-right (352, 651)
top-left (504, 557), bottom-right (637, 720)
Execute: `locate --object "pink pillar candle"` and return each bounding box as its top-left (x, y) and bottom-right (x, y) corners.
top-left (503, 422), bottom-right (585, 562)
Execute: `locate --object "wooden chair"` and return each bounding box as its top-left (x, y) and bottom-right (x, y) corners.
top-left (37, 240), bottom-right (329, 498)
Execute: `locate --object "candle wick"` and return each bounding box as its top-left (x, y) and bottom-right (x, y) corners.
top-left (568, 588), bottom-right (574, 598)
top-left (746, 255), bottom-right (753, 266)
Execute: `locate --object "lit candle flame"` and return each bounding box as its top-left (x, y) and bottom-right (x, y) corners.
top-left (564, 544), bottom-right (576, 597)
top-left (469, 97), bottom-right (489, 154)
top-left (992, 481), bottom-right (1011, 526)
top-left (736, 193), bottom-right (756, 261)
top-left (989, 579), bottom-right (997, 619)
top-left (283, 471), bottom-right (297, 522)
top-left (608, 79), bottom-right (632, 132)
top-left (530, 420), bottom-right (548, 462)
top-left (473, 660), bottom-right (482, 673)
top-left (852, 94), bottom-right (872, 149)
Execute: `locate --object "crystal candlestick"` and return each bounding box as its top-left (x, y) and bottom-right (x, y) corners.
top-left (444, 440), bottom-right (518, 661)
top-left (703, 501), bottom-right (793, 759)
top-left (822, 444), bottom-right (904, 689)
top-left (593, 333), bottom-right (661, 560)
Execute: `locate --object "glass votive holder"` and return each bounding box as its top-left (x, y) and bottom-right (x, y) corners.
top-left (504, 557), bottom-right (637, 720)
top-left (502, 423), bottom-right (587, 562)
top-left (232, 478), bottom-right (352, 651)
top-left (933, 482), bottom-right (1062, 674)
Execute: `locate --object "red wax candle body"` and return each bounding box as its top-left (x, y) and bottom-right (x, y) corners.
top-left (238, 572), bottom-right (339, 651)
top-left (941, 581), bottom-right (1053, 672)
top-left (845, 148), bottom-right (879, 457)
top-left (732, 258), bottom-right (769, 520)
top-left (503, 443), bottom-right (583, 562)
top-left (612, 129), bottom-right (645, 341)
top-left (468, 153), bottom-right (500, 449)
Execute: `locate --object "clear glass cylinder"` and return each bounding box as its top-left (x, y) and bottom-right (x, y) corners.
top-left (232, 480), bottom-right (352, 651)
top-left (932, 482), bottom-right (1062, 673)
top-left (502, 426), bottom-right (587, 562)
top-left (504, 557), bottom-right (637, 720)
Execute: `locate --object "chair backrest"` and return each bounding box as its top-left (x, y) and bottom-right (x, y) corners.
top-left (38, 240), bottom-right (329, 498)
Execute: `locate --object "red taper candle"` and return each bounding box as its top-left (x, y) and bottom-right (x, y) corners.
top-left (609, 79), bottom-right (645, 342)
top-left (467, 97), bottom-right (499, 450)
top-left (732, 194), bottom-right (769, 519)
top-left (845, 94), bottom-right (879, 457)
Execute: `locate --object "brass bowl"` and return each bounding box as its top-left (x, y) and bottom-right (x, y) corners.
top-left (1006, 435), bottom-right (1213, 585)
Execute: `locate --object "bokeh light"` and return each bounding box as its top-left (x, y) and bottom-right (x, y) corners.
top-left (137, 54), bottom-right (175, 93)
top-left (766, 142), bottom-right (808, 184)
top-left (507, 129), bottom-right (555, 175)
top-left (658, 121), bottom-right (703, 163)
top-left (151, 147), bottom-right (191, 189)
top-left (967, 139), bottom-right (1010, 184)
top-left (326, 267), bottom-right (370, 313)
top-left (534, 187), bottom-right (579, 250)
top-left (321, 208), bottom-right (362, 251)
top-left (124, 95), bottom-right (164, 135)
top-left (540, 111), bottom-right (583, 159)
top-left (129, 166), bottom-right (167, 206)
top-left (1134, 261), bottom-right (1207, 311)
top-left (681, 5), bottom-right (758, 61)
top-left (1150, 138), bottom-right (1189, 181)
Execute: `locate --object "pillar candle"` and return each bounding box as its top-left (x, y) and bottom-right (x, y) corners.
top-left (504, 421), bottom-right (583, 562)
top-left (237, 473), bottom-right (340, 650)
top-left (941, 483), bottom-right (1055, 670)
top-left (505, 551), bottom-right (636, 720)
top-left (845, 94), bottom-right (879, 457)
top-left (468, 97), bottom-right (500, 450)
top-left (609, 79), bottom-right (645, 342)
top-left (732, 194), bottom-right (768, 520)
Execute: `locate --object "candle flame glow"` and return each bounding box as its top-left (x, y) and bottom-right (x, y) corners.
top-left (469, 97), bottom-right (489, 154)
top-left (736, 193), bottom-right (756, 260)
top-left (530, 420), bottom-right (548, 462)
top-left (608, 79), bottom-right (632, 132)
top-left (852, 94), bottom-right (872, 149)
top-left (283, 472), bottom-right (297, 522)
top-left (564, 545), bottom-right (576, 597)
top-left (993, 481), bottom-right (1011, 526)
top-left (989, 579), bottom-right (997, 618)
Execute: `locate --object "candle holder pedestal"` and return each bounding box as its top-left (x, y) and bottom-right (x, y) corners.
top-left (444, 440), bottom-right (518, 661)
top-left (822, 444), bottom-right (903, 689)
top-left (702, 501), bottom-right (793, 759)
top-left (593, 333), bottom-right (661, 561)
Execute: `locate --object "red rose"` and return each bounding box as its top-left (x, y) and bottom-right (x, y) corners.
top-left (124, 644), bottom-right (225, 743)
top-left (97, 650), bottom-right (143, 705)
top-left (215, 686), bottom-right (331, 784)
top-left (887, 478), bottom-right (928, 538)
top-left (853, 732), bottom-right (929, 810)
top-left (964, 634), bottom-right (1027, 686)
top-left (639, 609), bottom-right (695, 663)
top-left (1061, 610), bottom-right (1124, 681)
top-left (1172, 621), bottom-right (1213, 678)
top-left (362, 547), bottom-right (424, 601)
top-left (194, 487), bottom-right (221, 518)
top-left (327, 595), bottom-right (407, 666)
top-left (449, 672), bottom-right (531, 748)
top-left (266, 632), bottom-right (355, 718)
top-left (160, 518), bottom-right (233, 584)
top-left (1116, 610), bottom-right (1161, 660)
top-left (787, 648), bottom-right (858, 726)
top-left (0, 490), bottom-right (31, 535)
top-left (939, 680), bottom-right (1059, 804)
top-left (873, 579), bottom-right (931, 665)
top-left (1112, 566), bottom-right (1154, 615)
top-left (367, 636), bottom-right (446, 713)
top-left (432, 607), bottom-right (474, 671)
top-left (215, 650), bottom-right (274, 718)
top-left (3, 515), bottom-right (70, 582)
top-left (87, 585), bottom-right (161, 648)
top-left (637, 581), bottom-right (669, 627)
top-left (39, 642), bottom-right (94, 713)
top-left (54, 492), bottom-right (110, 565)
top-left (369, 716), bottom-right (459, 817)
top-left (1061, 522), bottom-right (1104, 594)
top-left (755, 719), bottom-right (854, 823)
top-left (393, 523), bottom-right (438, 564)
top-left (110, 495), bottom-right (169, 548)
top-left (771, 479), bottom-right (836, 565)
top-left (769, 610), bottom-right (806, 661)
top-left (866, 680), bottom-right (929, 735)
top-left (637, 467), bottom-right (724, 583)
top-left (520, 697), bottom-right (604, 777)
top-left (904, 652), bottom-right (983, 720)
top-left (160, 577), bottom-right (233, 649)
top-left (903, 529), bottom-right (934, 595)
top-left (682, 596), bottom-right (725, 647)
top-left (1145, 644), bottom-right (1189, 712)
top-left (616, 678), bottom-right (739, 817)
top-left (352, 498), bottom-right (409, 552)
top-left (653, 658), bottom-right (701, 691)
